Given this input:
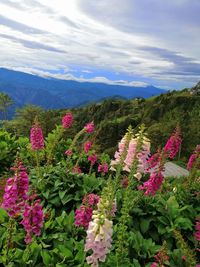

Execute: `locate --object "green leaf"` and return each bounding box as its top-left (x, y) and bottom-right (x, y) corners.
top-left (140, 219), bottom-right (151, 234)
top-left (59, 190), bottom-right (68, 201)
top-left (41, 249), bottom-right (52, 266)
top-left (65, 211), bottom-right (74, 231)
top-left (166, 196), bottom-right (180, 220)
top-left (43, 189), bottom-right (50, 199)
top-left (49, 196), bottom-right (61, 206)
top-left (0, 208), bottom-right (8, 223)
top-left (58, 245), bottom-right (73, 259)
top-left (174, 217), bottom-right (193, 230)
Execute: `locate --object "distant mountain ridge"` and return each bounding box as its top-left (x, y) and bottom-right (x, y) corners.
top-left (0, 68), bottom-right (166, 113)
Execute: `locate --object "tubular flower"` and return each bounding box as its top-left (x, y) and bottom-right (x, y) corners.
top-left (84, 141), bottom-right (92, 153)
top-left (2, 178), bottom-right (18, 217)
top-left (2, 161), bottom-right (29, 217)
top-left (75, 194), bottom-right (100, 229)
top-left (110, 135), bottom-right (127, 171)
top-left (85, 199), bottom-right (113, 267)
top-left (121, 176), bottom-right (129, 188)
top-left (138, 172), bottom-right (164, 196)
top-left (83, 193), bottom-right (100, 206)
top-left (150, 263), bottom-right (158, 267)
top-left (194, 218), bottom-right (200, 241)
top-left (98, 163), bottom-right (108, 174)
top-left (64, 149), bottom-right (73, 156)
top-left (85, 217), bottom-right (113, 267)
top-left (21, 198), bottom-right (44, 244)
top-left (88, 154), bottom-right (98, 165)
top-left (71, 166), bottom-right (82, 174)
top-left (146, 151), bottom-right (161, 171)
top-left (123, 136), bottom-right (150, 173)
top-left (163, 127), bottom-right (182, 159)
top-left (85, 122), bottom-right (94, 133)
top-left (187, 145), bottom-right (200, 170)
top-left (62, 112), bottom-right (73, 128)
top-left (84, 197), bottom-right (115, 266)
top-left (75, 205), bottom-right (93, 229)
top-left (30, 122), bottom-right (44, 150)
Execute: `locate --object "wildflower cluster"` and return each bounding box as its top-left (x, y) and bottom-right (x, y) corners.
top-left (21, 197), bottom-right (44, 244)
top-left (163, 126), bottom-right (182, 159)
top-left (84, 141), bottom-right (92, 153)
top-left (194, 217), bottom-right (200, 242)
top-left (62, 112), bottom-right (73, 129)
top-left (85, 122), bottom-right (95, 133)
top-left (75, 193), bottom-right (100, 229)
top-left (139, 127), bottom-right (182, 196)
top-left (2, 159), bottom-right (29, 217)
top-left (85, 196), bottom-right (115, 266)
top-left (98, 163), bottom-right (108, 174)
top-left (30, 121), bottom-right (44, 150)
top-left (2, 157), bottom-right (44, 244)
top-left (187, 145), bottom-right (200, 170)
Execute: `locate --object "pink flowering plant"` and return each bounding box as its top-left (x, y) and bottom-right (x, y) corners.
top-left (0, 114), bottom-right (200, 267)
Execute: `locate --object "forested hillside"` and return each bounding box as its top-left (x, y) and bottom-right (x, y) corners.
top-left (2, 88), bottom-right (200, 161)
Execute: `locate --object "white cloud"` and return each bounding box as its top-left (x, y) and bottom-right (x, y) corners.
top-left (0, 0), bottom-right (199, 89)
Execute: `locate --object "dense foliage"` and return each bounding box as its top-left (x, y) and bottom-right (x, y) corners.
top-left (0, 112), bottom-right (199, 267)
top-left (2, 89), bottom-right (200, 161)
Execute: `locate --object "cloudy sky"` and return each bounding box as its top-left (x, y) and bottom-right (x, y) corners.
top-left (0, 0), bottom-right (199, 89)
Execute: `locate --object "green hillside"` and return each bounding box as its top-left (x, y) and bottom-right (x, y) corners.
top-left (73, 90), bottom-right (200, 159)
top-left (2, 88), bottom-right (200, 161)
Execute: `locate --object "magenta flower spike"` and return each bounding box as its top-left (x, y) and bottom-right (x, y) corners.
top-left (98, 163), bottom-right (109, 174)
top-left (194, 218), bottom-right (200, 241)
top-left (187, 145), bottom-right (200, 170)
top-left (88, 154), bottom-right (98, 165)
top-left (163, 127), bottom-right (182, 159)
top-left (75, 194), bottom-right (100, 229)
top-left (84, 141), bottom-right (92, 153)
top-left (21, 198), bottom-right (44, 244)
top-left (2, 160), bottom-right (29, 217)
top-left (30, 122), bottom-right (44, 150)
top-left (84, 122), bottom-right (94, 133)
top-left (62, 112), bottom-right (73, 129)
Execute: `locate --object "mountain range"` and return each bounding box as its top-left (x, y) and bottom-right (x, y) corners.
top-left (0, 68), bottom-right (166, 112)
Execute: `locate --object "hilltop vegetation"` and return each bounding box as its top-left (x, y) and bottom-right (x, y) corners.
top-left (2, 88), bottom-right (200, 162)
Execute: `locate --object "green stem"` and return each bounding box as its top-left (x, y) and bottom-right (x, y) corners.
top-left (47, 127), bottom-right (64, 165)
top-left (4, 218), bottom-right (15, 265)
top-left (89, 163), bottom-right (93, 175)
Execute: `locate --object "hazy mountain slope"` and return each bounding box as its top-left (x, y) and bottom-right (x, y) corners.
top-left (0, 68), bottom-right (165, 111)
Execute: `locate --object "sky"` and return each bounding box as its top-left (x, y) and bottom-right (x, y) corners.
top-left (0, 0), bottom-right (200, 90)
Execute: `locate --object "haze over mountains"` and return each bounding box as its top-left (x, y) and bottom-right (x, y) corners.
top-left (0, 68), bottom-right (165, 112)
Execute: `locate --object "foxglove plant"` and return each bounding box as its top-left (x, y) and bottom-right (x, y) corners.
top-left (110, 135), bottom-right (128, 171)
top-left (123, 135), bottom-right (150, 175)
top-left (84, 196), bottom-right (116, 266)
top-left (85, 122), bottom-right (94, 133)
top-left (194, 218), bottom-right (200, 242)
top-left (62, 112), bottom-right (73, 129)
top-left (98, 163), bottom-right (109, 174)
top-left (2, 159), bottom-right (29, 217)
top-left (30, 121), bottom-right (44, 151)
top-left (66, 122), bottom-right (95, 162)
top-left (163, 126), bottom-right (182, 159)
top-left (115, 125), bottom-right (150, 263)
top-left (139, 127), bottom-right (182, 196)
top-left (75, 193), bottom-right (100, 229)
top-left (88, 154), bottom-right (98, 165)
top-left (21, 197), bottom-right (44, 244)
top-left (47, 112), bottom-right (73, 164)
top-left (84, 141), bottom-right (92, 153)
top-left (187, 145), bottom-right (200, 170)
